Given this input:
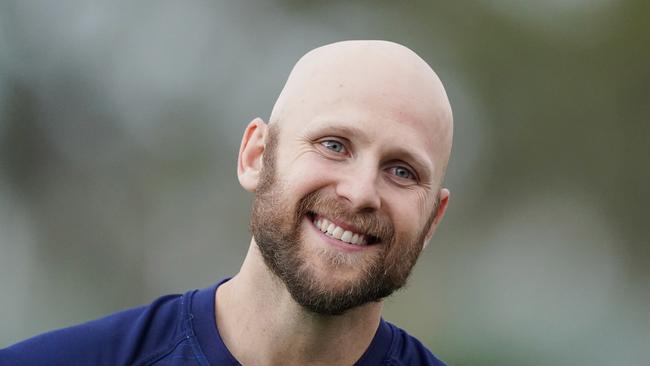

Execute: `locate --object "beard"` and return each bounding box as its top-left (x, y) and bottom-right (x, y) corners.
top-left (250, 127), bottom-right (437, 315)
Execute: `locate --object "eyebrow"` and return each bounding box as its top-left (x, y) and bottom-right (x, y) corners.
top-left (306, 123), bottom-right (372, 145)
top-left (305, 121), bottom-right (435, 181)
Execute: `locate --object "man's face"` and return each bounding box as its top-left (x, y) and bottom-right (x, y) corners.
top-left (251, 103), bottom-right (443, 315)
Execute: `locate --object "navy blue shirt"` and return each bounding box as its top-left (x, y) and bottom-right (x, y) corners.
top-left (1, 278), bottom-right (446, 365)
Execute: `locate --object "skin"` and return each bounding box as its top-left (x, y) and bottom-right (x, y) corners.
top-left (216, 40), bottom-right (453, 365)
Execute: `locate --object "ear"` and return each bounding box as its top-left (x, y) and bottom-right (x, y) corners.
top-left (237, 118), bottom-right (268, 192)
top-left (423, 188), bottom-right (450, 248)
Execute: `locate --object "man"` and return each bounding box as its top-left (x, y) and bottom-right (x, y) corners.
top-left (1, 40), bottom-right (453, 365)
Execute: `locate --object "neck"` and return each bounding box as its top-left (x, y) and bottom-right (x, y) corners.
top-left (215, 239), bottom-right (383, 366)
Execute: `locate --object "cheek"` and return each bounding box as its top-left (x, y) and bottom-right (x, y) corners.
top-left (280, 154), bottom-right (338, 194)
top-left (386, 195), bottom-right (431, 236)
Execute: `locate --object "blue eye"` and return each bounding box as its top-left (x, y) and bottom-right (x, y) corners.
top-left (320, 140), bottom-right (346, 153)
top-left (391, 166), bottom-right (416, 180)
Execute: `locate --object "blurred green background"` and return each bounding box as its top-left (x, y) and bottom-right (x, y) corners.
top-left (1, 1), bottom-right (648, 365)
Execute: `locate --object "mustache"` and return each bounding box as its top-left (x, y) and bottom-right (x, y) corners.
top-left (296, 191), bottom-right (395, 243)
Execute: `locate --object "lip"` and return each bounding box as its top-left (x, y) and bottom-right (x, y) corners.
top-left (304, 216), bottom-right (373, 253)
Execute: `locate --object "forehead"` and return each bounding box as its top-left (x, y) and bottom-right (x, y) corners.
top-left (301, 105), bottom-right (436, 148)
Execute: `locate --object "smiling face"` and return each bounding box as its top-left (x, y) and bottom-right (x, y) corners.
top-left (251, 125), bottom-right (440, 315)
top-left (243, 41), bottom-right (453, 315)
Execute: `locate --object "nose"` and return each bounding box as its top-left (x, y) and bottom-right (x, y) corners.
top-left (334, 162), bottom-right (381, 212)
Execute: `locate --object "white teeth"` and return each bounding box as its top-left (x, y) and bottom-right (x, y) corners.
top-left (326, 223), bottom-right (336, 235)
top-left (313, 216), bottom-right (368, 245)
top-left (332, 227), bottom-right (344, 239)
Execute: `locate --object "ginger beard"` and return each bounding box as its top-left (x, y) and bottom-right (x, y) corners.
top-left (251, 127), bottom-right (439, 315)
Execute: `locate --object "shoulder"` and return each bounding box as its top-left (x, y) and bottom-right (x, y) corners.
top-left (383, 321), bottom-right (447, 366)
top-left (0, 292), bottom-right (193, 366)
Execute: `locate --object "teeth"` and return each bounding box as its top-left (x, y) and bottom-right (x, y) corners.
top-left (313, 216), bottom-right (367, 245)
top-left (326, 223), bottom-right (336, 235)
top-left (332, 226), bottom-right (344, 239)
top-left (320, 219), bottom-right (329, 231)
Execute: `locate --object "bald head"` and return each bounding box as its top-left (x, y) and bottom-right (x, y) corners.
top-left (268, 40), bottom-right (453, 183)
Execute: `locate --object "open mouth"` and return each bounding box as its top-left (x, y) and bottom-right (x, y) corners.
top-left (306, 212), bottom-right (381, 246)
